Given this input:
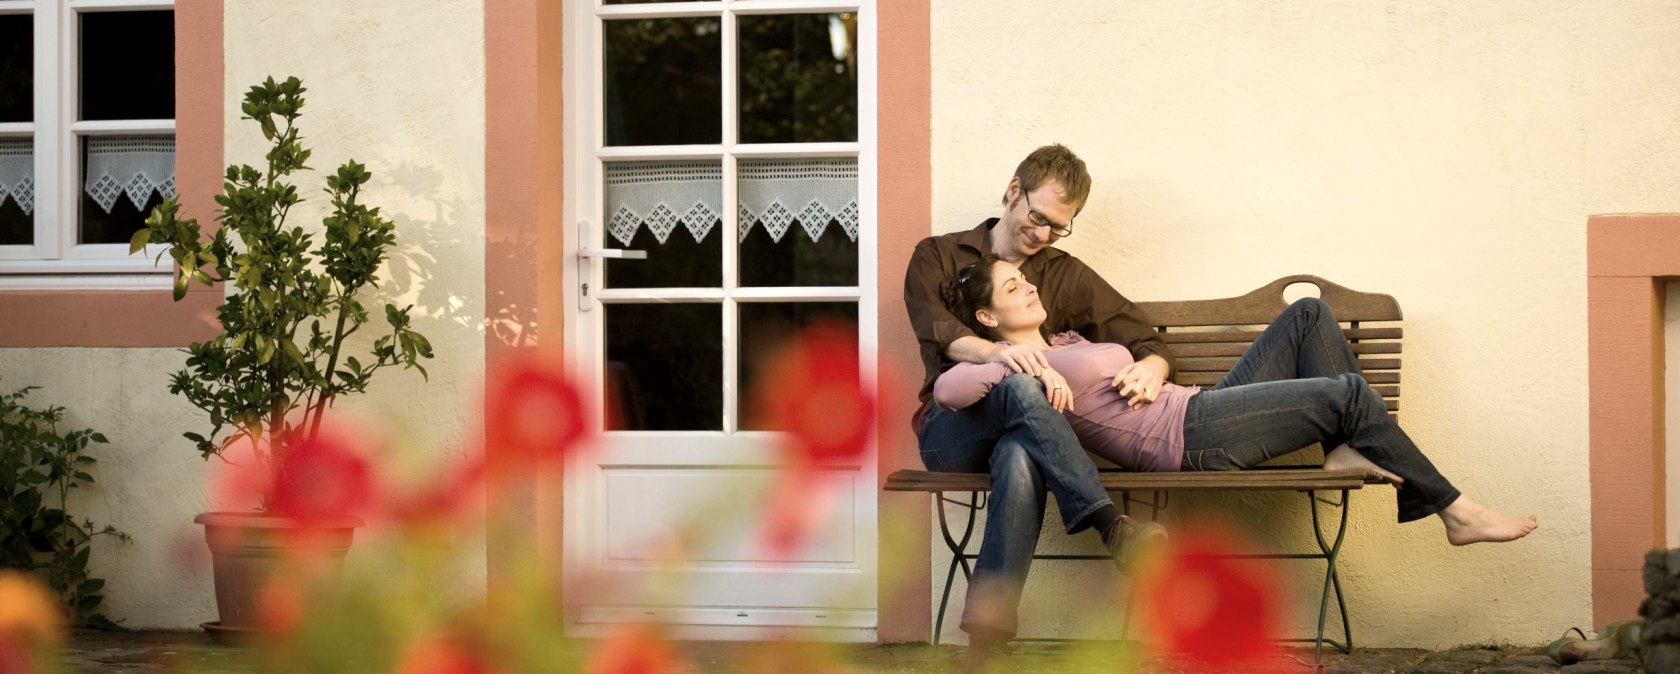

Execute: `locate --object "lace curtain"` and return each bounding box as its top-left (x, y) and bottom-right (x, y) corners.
top-left (0, 138), bottom-right (31, 214)
top-left (85, 135), bottom-right (176, 214)
top-left (604, 158), bottom-right (858, 247)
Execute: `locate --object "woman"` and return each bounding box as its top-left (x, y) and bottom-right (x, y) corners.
top-left (936, 255), bottom-right (1537, 545)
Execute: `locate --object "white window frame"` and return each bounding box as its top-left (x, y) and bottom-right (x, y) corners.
top-left (0, 0), bottom-right (175, 289)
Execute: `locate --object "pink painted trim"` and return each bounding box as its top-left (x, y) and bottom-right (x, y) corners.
top-left (1587, 213), bottom-right (1680, 625)
top-left (483, 0), bottom-right (565, 586)
top-left (0, 0), bottom-right (223, 348)
top-left (876, 0), bottom-right (933, 644)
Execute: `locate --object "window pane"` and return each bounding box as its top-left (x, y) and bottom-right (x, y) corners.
top-left (605, 303), bottom-right (722, 431)
top-left (603, 161), bottom-right (722, 289)
top-left (0, 137), bottom-right (30, 244)
top-left (737, 158), bottom-right (858, 287)
top-left (80, 11), bottom-right (174, 121)
top-left (80, 135), bottom-right (173, 245)
top-left (738, 13), bottom-right (857, 143)
top-left (739, 302), bottom-right (858, 431)
top-left (0, 14), bottom-right (31, 123)
top-left (603, 17), bottom-right (721, 146)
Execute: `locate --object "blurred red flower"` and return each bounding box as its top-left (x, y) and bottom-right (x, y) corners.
top-left (394, 633), bottom-right (496, 674)
top-left (270, 427), bottom-right (381, 525)
top-left (584, 626), bottom-right (689, 674)
top-left (754, 323), bottom-right (875, 465)
top-left (1131, 522), bottom-right (1285, 670)
top-left (484, 356), bottom-right (591, 473)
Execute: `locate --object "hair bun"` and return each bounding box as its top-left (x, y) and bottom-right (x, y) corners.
top-left (939, 275), bottom-right (966, 315)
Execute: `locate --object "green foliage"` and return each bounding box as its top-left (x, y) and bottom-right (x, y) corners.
top-left (0, 379), bottom-right (131, 629)
top-left (130, 76), bottom-right (434, 507)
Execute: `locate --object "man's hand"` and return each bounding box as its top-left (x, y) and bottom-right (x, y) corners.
top-left (1111, 354), bottom-right (1171, 410)
top-left (988, 343), bottom-right (1051, 377)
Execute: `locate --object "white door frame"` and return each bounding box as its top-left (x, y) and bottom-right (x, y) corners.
top-left (560, 0), bottom-right (879, 642)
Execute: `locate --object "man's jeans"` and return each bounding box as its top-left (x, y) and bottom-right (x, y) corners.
top-left (916, 374), bottom-right (1112, 637)
top-left (1181, 297), bottom-right (1462, 522)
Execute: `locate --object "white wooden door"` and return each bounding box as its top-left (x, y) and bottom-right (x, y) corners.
top-left (562, 0), bottom-right (877, 641)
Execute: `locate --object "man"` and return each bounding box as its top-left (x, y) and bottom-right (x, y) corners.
top-left (903, 144), bottom-right (1172, 652)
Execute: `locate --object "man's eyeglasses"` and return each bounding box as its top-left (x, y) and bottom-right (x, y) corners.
top-left (1021, 188), bottom-right (1073, 238)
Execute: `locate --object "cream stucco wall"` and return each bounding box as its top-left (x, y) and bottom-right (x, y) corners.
top-left (931, 1), bottom-right (1680, 647)
top-left (0, 1), bottom-right (485, 628)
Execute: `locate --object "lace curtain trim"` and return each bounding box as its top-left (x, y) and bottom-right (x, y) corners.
top-left (0, 138), bottom-right (32, 214)
top-left (604, 158), bottom-right (859, 247)
top-left (85, 135), bottom-right (176, 214)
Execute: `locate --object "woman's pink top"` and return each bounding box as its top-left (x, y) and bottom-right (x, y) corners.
top-left (932, 332), bottom-right (1199, 472)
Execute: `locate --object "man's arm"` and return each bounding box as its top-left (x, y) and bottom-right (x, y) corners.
top-left (904, 238), bottom-right (1050, 373)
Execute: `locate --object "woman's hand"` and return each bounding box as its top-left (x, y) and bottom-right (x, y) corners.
top-left (1039, 367), bottom-right (1073, 413)
top-left (1112, 354), bottom-right (1170, 410)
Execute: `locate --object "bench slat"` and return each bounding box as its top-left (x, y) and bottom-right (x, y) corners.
top-left (885, 468), bottom-right (1384, 493)
top-left (1160, 327), bottom-right (1402, 343)
top-left (1175, 356), bottom-right (1400, 373)
top-left (1136, 275), bottom-right (1403, 327)
top-left (1170, 341), bottom-right (1401, 358)
top-left (1174, 371), bottom-right (1402, 386)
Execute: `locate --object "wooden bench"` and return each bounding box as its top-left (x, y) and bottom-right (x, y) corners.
top-left (885, 275), bottom-right (1403, 657)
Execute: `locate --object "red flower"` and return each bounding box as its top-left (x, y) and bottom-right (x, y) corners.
top-left (270, 427), bottom-right (380, 525)
top-left (484, 356), bottom-right (591, 472)
top-left (1130, 521), bottom-right (1285, 670)
top-left (585, 626), bottom-right (688, 674)
top-left (757, 468), bottom-right (840, 559)
top-left (754, 323), bottom-right (876, 465)
top-left (394, 633), bottom-right (496, 674)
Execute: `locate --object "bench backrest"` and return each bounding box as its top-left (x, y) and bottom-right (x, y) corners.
top-left (1134, 275), bottom-right (1403, 414)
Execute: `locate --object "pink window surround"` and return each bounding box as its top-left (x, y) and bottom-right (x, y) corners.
top-left (0, 2), bottom-right (223, 348)
top-left (1589, 213), bottom-right (1680, 625)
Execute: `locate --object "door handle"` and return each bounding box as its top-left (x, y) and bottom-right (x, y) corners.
top-left (578, 246), bottom-right (647, 260)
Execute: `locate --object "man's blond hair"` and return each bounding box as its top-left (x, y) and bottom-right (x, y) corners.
top-left (1001, 144), bottom-right (1091, 212)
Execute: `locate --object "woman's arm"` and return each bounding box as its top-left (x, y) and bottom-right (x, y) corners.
top-left (932, 362), bottom-right (1014, 410)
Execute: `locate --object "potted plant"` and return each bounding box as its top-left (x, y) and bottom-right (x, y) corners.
top-left (130, 76), bottom-right (433, 637)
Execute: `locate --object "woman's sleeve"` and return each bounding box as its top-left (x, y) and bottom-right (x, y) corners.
top-left (933, 362), bottom-right (1014, 410)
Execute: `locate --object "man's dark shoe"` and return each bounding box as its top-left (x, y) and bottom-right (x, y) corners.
top-left (960, 628), bottom-right (1010, 673)
top-left (1107, 516), bottom-right (1168, 573)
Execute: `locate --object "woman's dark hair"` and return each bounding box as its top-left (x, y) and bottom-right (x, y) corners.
top-left (940, 254), bottom-right (1005, 340)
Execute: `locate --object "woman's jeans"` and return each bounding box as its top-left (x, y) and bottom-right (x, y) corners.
top-left (916, 374), bottom-right (1112, 638)
top-left (1180, 297), bottom-right (1462, 522)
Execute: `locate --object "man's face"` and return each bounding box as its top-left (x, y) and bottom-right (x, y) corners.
top-left (1001, 178), bottom-right (1079, 258)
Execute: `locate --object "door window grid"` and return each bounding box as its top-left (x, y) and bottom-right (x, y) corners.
top-left (0, 0), bottom-right (175, 283)
top-left (587, 0), bottom-right (869, 434)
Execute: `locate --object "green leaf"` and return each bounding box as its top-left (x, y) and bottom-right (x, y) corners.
top-left (128, 227), bottom-right (152, 255)
top-left (172, 272), bottom-right (189, 301)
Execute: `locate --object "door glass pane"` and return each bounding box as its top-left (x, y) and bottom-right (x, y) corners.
top-left (0, 14), bottom-right (30, 123)
top-left (80, 11), bottom-right (175, 121)
top-left (0, 137), bottom-right (29, 245)
top-left (80, 135), bottom-right (172, 245)
top-left (604, 161), bottom-right (722, 289)
top-left (739, 302), bottom-right (858, 431)
top-left (738, 158), bottom-right (857, 287)
top-left (738, 13), bottom-right (857, 144)
top-left (605, 303), bottom-right (722, 431)
top-left (604, 17), bottom-right (721, 146)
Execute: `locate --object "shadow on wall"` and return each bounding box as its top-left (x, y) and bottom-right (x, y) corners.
top-left (377, 161), bottom-right (532, 349)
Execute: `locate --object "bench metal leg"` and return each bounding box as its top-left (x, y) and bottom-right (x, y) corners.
top-left (1307, 488), bottom-right (1354, 659)
top-left (932, 490), bottom-right (985, 647)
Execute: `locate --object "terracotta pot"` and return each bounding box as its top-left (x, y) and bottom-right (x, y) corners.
top-left (193, 511), bottom-right (364, 634)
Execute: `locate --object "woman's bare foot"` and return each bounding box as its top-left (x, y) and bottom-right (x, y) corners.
top-left (1323, 444), bottom-right (1404, 485)
top-left (1440, 495), bottom-right (1538, 545)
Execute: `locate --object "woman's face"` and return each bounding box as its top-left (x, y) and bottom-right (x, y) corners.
top-left (978, 260), bottom-right (1046, 334)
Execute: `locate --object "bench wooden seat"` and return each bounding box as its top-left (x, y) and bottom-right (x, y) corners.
top-left (887, 275), bottom-right (1403, 658)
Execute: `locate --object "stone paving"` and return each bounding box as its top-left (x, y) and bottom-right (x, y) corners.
top-left (56, 630), bottom-right (1648, 673)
